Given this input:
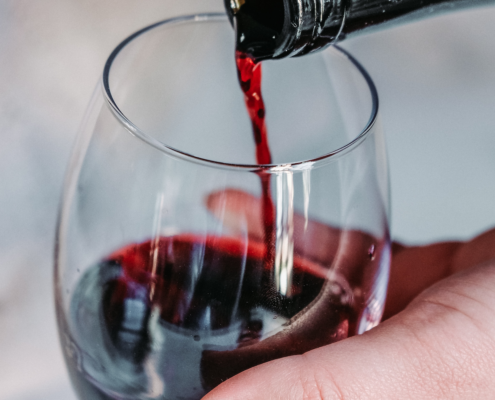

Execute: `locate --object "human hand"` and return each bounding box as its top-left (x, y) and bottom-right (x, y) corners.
top-left (203, 190), bottom-right (495, 399)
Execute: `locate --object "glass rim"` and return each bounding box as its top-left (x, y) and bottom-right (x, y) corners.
top-left (102, 13), bottom-right (379, 172)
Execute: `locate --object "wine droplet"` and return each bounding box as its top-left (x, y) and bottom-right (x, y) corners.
top-left (368, 244), bottom-right (376, 260)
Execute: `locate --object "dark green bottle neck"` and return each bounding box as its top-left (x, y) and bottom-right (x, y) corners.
top-left (227, 0), bottom-right (494, 60)
top-left (343, 0), bottom-right (493, 38)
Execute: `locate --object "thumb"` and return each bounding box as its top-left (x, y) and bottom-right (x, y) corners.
top-left (203, 260), bottom-right (495, 399)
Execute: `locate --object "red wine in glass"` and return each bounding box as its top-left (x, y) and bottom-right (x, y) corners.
top-left (66, 235), bottom-right (357, 399)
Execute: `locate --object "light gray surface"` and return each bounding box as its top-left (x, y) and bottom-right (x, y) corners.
top-left (343, 9), bottom-right (495, 244)
top-left (0, 1), bottom-right (494, 399)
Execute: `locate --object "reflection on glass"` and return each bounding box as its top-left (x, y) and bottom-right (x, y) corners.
top-left (55, 14), bottom-right (390, 400)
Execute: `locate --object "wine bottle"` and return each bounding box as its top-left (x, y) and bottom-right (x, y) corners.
top-left (225, 0), bottom-right (494, 61)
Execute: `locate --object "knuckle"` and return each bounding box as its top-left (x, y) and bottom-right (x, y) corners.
top-left (295, 354), bottom-right (347, 400)
top-left (401, 285), bottom-right (495, 396)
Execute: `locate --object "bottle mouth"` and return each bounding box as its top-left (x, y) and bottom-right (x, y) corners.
top-left (225, 0), bottom-right (290, 61)
top-left (102, 13), bottom-right (379, 173)
top-left (227, 0), bottom-right (348, 60)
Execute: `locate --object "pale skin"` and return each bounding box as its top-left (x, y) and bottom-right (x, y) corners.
top-left (202, 190), bottom-right (495, 399)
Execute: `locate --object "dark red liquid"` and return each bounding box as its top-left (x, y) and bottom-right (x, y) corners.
top-left (235, 50), bottom-right (275, 272)
top-left (235, 51), bottom-right (271, 166)
top-left (64, 235), bottom-right (356, 399)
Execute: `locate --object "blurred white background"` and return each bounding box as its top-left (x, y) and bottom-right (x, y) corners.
top-left (0, 1), bottom-right (494, 399)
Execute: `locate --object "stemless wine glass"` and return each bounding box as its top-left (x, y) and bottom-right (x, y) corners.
top-left (55, 13), bottom-right (390, 400)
